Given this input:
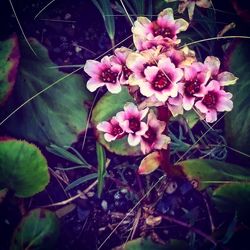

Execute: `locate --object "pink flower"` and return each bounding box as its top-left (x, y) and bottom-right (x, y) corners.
top-left (132, 8), bottom-right (189, 51)
top-left (126, 47), bottom-right (163, 86)
top-left (179, 62), bottom-right (210, 110)
top-left (195, 80), bottom-right (233, 123)
top-left (111, 47), bottom-right (133, 85)
top-left (164, 46), bottom-right (196, 68)
top-left (204, 56), bottom-right (238, 86)
top-left (167, 0), bottom-right (212, 20)
top-left (116, 103), bottom-right (149, 146)
top-left (97, 116), bottom-right (124, 142)
top-left (139, 57), bottom-right (183, 102)
top-left (141, 111), bottom-right (171, 154)
top-left (167, 94), bottom-right (184, 116)
top-left (84, 56), bottom-right (122, 94)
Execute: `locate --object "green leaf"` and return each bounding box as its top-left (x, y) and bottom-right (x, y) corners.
top-left (177, 159), bottom-right (250, 190)
top-left (96, 142), bottom-right (106, 197)
top-left (65, 173), bottom-right (98, 191)
top-left (11, 208), bottom-right (59, 250)
top-left (225, 41), bottom-right (250, 156)
top-left (119, 238), bottom-right (188, 250)
top-left (0, 34), bottom-right (20, 104)
top-left (212, 183), bottom-right (250, 223)
top-left (0, 138), bottom-right (49, 197)
top-left (182, 110), bottom-right (200, 129)
top-left (0, 38), bottom-right (92, 146)
top-left (91, 87), bottom-right (141, 156)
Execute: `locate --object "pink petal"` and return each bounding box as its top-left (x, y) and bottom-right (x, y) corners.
top-left (116, 111), bottom-right (126, 124)
top-left (121, 120), bottom-right (133, 133)
top-left (205, 110), bottom-right (217, 123)
top-left (217, 98), bottom-right (233, 112)
top-left (182, 96), bottom-right (195, 111)
top-left (106, 83), bottom-right (122, 94)
top-left (206, 80), bottom-right (220, 91)
top-left (204, 56), bottom-right (220, 76)
top-left (124, 102), bottom-right (139, 117)
top-left (97, 121), bottom-right (112, 133)
top-left (128, 134), bottom-right (141, 146)
top-left (184, 66), bottom-right (197, 81)
top-left (104, 133), bottom-right (117, 142)
top-left (172, 68), bottom-right (184, 83)
top-left (86, 78), bottom-right (105, 92)
top-left (136, 122), bottom-right (148, 136)
top-left (84, 60), bottom-right (102, 77)
top-left (144, 66), bottom-right (159, 82)
top-left (139, 82), bottom-right (155, 98)
top-left (195, 100), bottom-right (208, 113)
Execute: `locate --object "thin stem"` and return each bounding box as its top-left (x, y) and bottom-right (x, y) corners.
top-left (179, 36), bottom-right (250, 49)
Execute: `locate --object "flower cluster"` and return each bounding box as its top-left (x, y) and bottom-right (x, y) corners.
top-left (97, 103), bottom-right (170, 154)
top-left (84, 8), bottom-right (238, 153)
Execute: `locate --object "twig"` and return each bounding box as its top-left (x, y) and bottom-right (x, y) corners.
top-left (161, 214), bottom-right (217, 246)
top-left (203, 194), bottom-right (216, 232)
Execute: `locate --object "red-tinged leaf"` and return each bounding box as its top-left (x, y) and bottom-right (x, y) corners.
top-left (0, 34), bottom-right (20, 104)
top-left (138, 151), bottom-right (161, 175)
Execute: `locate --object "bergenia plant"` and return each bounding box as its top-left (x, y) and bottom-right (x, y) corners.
top-left (84, 7), bottom-right (238, 172)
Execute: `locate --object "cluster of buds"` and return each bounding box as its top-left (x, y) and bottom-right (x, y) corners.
top-left (84, 8), bottom-right (238, 154)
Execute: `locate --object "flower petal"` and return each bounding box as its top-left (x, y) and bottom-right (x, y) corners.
top-left (84, 60), bottom-right (102, 77)
top-left (217, 71), bottom-right (238, 86)
top-left (195, 100), bottom-right (208, 113)
top-left (86, 78), bottom-right (105, 92)
top-left (106, 83), bottom-right (122, 94)
top-left (175, 18), bottom-right (189, 33)
top-left (205, 110), bottom-right (217, 123)
top-left (104, 133), bottom-right (117, 142)
top-left (136, 122), bottom-right (148, 136)
top-left (204, 56), bottom-right (220, 76)
top-left (144, 66), bottom-right (159, 82)
top-left (217, 98), bottom-right (233, 112)
top-left (182, 96), bottom-right (195, 111)
top-left (97, 121), bottom-right (112, 133)
top-left (128, 134), bottom-right (141, 146)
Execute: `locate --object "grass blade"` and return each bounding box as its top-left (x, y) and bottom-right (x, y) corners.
top-left (65, 173), bottom-right (98, 191)
top-left (96, 142), bottom-right (106, 197)
top-left (47, 144), bottom-right (89, 166)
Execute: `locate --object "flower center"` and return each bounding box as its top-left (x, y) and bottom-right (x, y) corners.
top-left (122, 65), bottom-right (132, 80)
top-left (112, 125), bottom-right (123, 136)
top-left (184, 80), bottom-right (201, 97)
top-left (143, 127), bottom-right (157, 145)
top-left (129, 118), bottom-right (141, 132)
top-left (152, 21), bottom-right (174, 38)
top-left (101, 68), bottom-right (118, 83)
top-left (152, 71), bottom-right (171, 91)
top-left (202, 91), bottom-right (218, 109)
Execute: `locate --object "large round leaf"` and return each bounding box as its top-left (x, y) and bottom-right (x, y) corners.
top-left (225, 41), bottom-right (250, 156)
top-left (212, 183), bottom-right (250, 223)
top-left (0, 35), bottom-right (20, 104)
top-left (91, 87), bottom-right (142, 156)
top-left (178, 159), bottom-right (250, 190)
top-left (11, 208), bottom-right (59, 250)
top-left (0, 38), bottom-right (92, 146)
top-left (0, 139), bottom-right (49, 197)
top-left (117, 238), bottom-right (188, 250)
